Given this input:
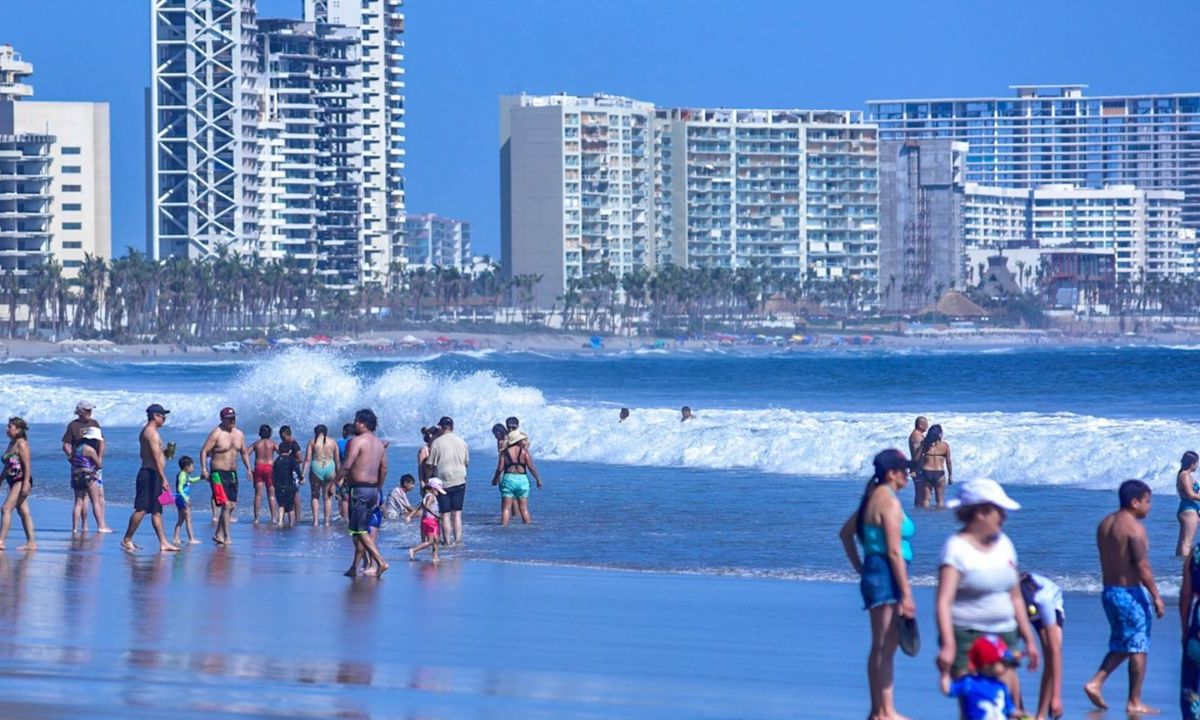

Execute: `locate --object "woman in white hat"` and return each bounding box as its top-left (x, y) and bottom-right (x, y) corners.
top-left (935, 478), bottom-right (1040, 698)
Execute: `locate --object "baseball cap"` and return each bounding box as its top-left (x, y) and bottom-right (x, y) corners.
top-left (437, 416), bottom-right (454, 429)
top-left (75, 400), bottom-right (95, 412)
top-left (967, 635), bottom-right (1007, 670)
top-left (946, 478), bottom-right (1021, 511)
top-left (220, 407), bottom-right (237, 419)
top-left (146, 403), bottom-right (170, 417)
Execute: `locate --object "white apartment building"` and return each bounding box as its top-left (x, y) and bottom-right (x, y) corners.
top-left (502, 94), bottom-right (880, 307)
top-left (404, 214), bottom-right (471, 269)
top-left (0, 45), bottom-right (109, 283)
top-left (501, 94), bottom-right (657, 307)
top-left (961, 184), bottom-right (1030, 253)
top-left (151, 0), bottom-right (405, 287)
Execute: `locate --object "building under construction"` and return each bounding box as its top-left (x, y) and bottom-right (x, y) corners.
top-left (878, 138), bottom-right (967, 314)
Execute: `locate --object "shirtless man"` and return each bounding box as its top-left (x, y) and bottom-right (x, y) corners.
top-left (1085, 479), bottom-right (1164, 715)
top-left (681, 406), bottom-right (695, 422)
top-left (249, 424), bottom-right (278, 524)
top-left (336, 408), bottom-right (388, 577)
top-left (908, 416), bottom-right (927, 465)
top-left (199, 407), bottom-right (251, 545)
top-left (120, 404), bottom-right (179, 553)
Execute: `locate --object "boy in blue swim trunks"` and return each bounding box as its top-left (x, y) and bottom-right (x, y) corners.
top-left (1086, 480), bottom-right (1164, 715)
top-left (171, 456), bottom-right (202, 545)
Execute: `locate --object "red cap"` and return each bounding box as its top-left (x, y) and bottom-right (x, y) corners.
top-left (220, 407), bottom-right (236, 419)
top-left (967, 635), bottom-right (1007, 670)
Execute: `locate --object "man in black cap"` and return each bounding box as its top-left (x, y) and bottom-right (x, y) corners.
top-left (121, 404), bottom-right (178, 552)
top-left (429, 415), bottom-right (469, 546)
top-left (200, 406), bottom-right (251, 545)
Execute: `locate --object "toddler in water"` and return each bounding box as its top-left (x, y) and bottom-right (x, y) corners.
top-left (943, 635), bottom-right (1020, 719)
top-left (172, 456), bottom-right (203, 545)
top-left (383, 474), bottom-right (416, 522)
top-left (406, 477), bottom-right (444, 563)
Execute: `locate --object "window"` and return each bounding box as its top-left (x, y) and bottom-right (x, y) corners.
top-left (63, 241), bottom-right (82, 249)
top-left (63, 222), bottom-right (82, 230)
top-left (62, 184), bottom-right (81, 192)
top-left (62, 166), bottom-right (81, 174)
top-left (64, 260), bottom-right (82, 269)
top-left (62, 146), bottom-right (81, 155)
top-left (62, 203), bottom-right (82, 211)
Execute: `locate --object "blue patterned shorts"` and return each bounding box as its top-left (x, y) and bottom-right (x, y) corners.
top-left (1101, 585), bottom-right (1152, 653)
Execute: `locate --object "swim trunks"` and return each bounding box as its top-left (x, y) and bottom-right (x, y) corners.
top-left (347, 486), bottom-right (379, 535)
top-left (310, 458), bottom-right (336, 486)
top-left (175, 493), bottom-right (188, 510)
top-left (1102, 585), bottom-right (1152, 653)
top-left (253, 463), bottom-right (273, 487)
top-left (499, 472), bottom-right (530, 499)
top-left (437, 483), bottom-right (466, 513)
top-left (211, 469), bottom-right (239, 503)
top-left (134, 467), bottom-right (163, 513)
top-left (420, 515), bottom-right (439, 538)
top-left (368, 506), bottom-right (382, 530)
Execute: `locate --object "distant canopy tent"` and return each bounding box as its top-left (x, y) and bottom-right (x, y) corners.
top-left (919, 290), bottom-right (989, 319)
top-left (589, 336), bottom-right (603, 349)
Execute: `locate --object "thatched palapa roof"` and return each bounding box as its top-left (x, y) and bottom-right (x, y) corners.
top-left (919, 290), bottom-right (989, 318)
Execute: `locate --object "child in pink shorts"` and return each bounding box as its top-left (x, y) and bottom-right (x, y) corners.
top-left (406, 477), bottom-right (444, 563)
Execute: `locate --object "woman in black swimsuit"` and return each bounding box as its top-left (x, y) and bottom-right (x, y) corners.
top-left (914, 424), bottom-right (952, 509)
top-left (0, 417), bottom-right (35, 549)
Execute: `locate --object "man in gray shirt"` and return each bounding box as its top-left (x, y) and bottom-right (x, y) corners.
top-left (429, 416), bottom-right (469, 546)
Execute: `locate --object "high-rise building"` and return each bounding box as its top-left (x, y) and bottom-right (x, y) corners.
top-left (0, 45), bottom-right (110, 284)
top-left (404, 213), bottom-right (471, 269)
top-left (150, 0), bottom-right (405, 286)
top-left (868, 85), bottom-right (1200, 230)
top-left (150, 0), bottom-right (260, 260)
top-left (501, 93), bottom-right (880, 307)
top-left (304, 0), bottom-right (407, 283)
top-left (878, 139), bottom-right (967, 312)
top-left (501, 94), bottom-right (657, 308)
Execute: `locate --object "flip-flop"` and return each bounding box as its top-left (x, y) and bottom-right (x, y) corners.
top-left (898, 616), bottom-right (921, 657)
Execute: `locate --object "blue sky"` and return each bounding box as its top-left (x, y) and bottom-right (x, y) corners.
top-left (1, 0), bottom-right (1198, 259)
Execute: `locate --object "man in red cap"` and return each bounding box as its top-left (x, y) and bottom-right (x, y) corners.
top-left (200, 407), bottom-right (251, 545)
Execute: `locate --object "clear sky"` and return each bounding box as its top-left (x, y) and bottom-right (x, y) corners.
top-left (1, 0), bottom-right (1198, 259)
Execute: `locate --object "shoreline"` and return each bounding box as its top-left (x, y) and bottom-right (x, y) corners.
top-left (0, 327), bottom-right (1196, 363)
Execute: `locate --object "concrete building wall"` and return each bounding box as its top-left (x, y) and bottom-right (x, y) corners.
top-left (13, 101), bottom-right (111, 276)
top-left (502, 102), bottom-right (564, 308)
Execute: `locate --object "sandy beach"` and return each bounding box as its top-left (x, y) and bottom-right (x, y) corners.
top-left (0, 499), bottom-right (1180, 719)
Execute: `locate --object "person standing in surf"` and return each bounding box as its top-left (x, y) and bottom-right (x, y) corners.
top-left (429, 416), bottom-right (468, 546)
top-left (120, 404), bottom-right (177, 553)
top-left (273, 426), bottom-right (302, 525)
top-left (337, 409), bottom-right (388, 577)
top-left (913, 424), bottom-right (952, 509)
top-left (249, 425), bottom-right (278, 524)
top-left (1177, 450), bottom-right (1200, 556)
top-left (63, 400), bottom-right (108, 533)
top-left (303, 424), bottom-right (339, 527)
top-left (491, 430), bottom-right (543, 526)
top-left (1085, 479), bottom-right (1164, 715)
top-left (199, 407), bottom-right (251, 545)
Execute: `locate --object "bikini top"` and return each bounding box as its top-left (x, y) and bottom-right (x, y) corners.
top-left (2, 447), bottom-right (24, 482)
top-left (501, 444), bottom-right (527, 474)
top-left (860, 488), bottom-right (915, 561)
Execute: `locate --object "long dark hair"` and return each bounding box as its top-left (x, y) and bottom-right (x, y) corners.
top-left (314, 424), bottom-right (328, 442)
top-left (1183, 451), bottom-right (1199, 471)
top-left (7, 416), bottom-right (28, 441)
top-left (920, 424), bottom-right (944, 454)
top-left (855, 449), bottom-right (909, 538)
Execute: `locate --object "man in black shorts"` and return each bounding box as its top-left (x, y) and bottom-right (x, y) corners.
top-left (335, 409), bottom-right (388, 577)
top-left (120, 404), bottom-right (179, 553)
top-left (429, 416), bottom-right (469, 546)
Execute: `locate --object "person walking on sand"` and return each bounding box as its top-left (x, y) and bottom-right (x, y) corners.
top-left (172, 455), bottom-right (202, 545)
top-left (0, 417), bottom-right (35, 550)
top-left (249, 425), bottom-right (278, 524)
top-left (337, 408), bottom-right (388, 577)
top-left (429, 416), bottom-right (468, 546)
top-left (934, 479), bottom-right (1038, 703)
top-left (491, 431), bottom-right (543, 526)
top-left (913, 424), bottom-right (952, 509)
top-left (1084, 479), bottom-right (1164, 715)
top-left (303, 424), bottom-right (340, 527)
top-left (407, 477), bottom-right (444, 563)
top-left (63, 400), bottom-right (108, 533)
top-left (837, 449), bottom-right (916, 720)
top-left (199, 407), bottom-right (251, 545)
top-left (120, 404), bottom-right (178, 553)
top-left (1178, 451), bottom-right (1200, 556)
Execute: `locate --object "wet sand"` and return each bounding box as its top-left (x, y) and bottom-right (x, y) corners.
top-left (0, 498), bottom-right (1182, 719)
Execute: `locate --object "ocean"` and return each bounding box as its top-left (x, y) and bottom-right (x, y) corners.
top-left (6, 344), bottom-right (1199, 595)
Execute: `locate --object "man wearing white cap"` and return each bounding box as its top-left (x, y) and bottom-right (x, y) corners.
top-left (62, 400), bottom-right (108, 532)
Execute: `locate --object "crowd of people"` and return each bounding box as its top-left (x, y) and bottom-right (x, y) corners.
top-left (841, 415), bottom-right (1191, 720)
top-left (0, 400), bottom-right (547, 577)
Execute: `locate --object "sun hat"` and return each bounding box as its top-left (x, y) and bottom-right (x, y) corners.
top-left (946, 478), bottom-right (1021, 511)
top-left (968, 635), bottom-right (1007, 670)
top-left (75, 400), bottom-right (95, 412)
top-left (426, 477), bottom-right (446, 495)
top-left (81, 427), bottom-right (103, 441)
top-left (506, 429), bottom-right (528, 446)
